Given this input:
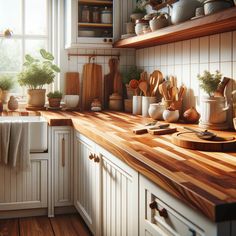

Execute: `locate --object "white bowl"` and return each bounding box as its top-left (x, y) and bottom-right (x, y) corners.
top-left (64, 95), bottom-right (79, 108)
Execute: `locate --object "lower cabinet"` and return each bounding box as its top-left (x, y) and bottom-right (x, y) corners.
top-left (139, 175), bottom-right (232, 236)
top-left (74, 132), bottom-right (139, 236)
top-left (0, 154), bottom-right (48, 211)
top-left (51, 127), bottom-right (73, 207)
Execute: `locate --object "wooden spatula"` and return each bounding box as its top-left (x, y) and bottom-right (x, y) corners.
top-left (139, 81), bottom-right (149, 96)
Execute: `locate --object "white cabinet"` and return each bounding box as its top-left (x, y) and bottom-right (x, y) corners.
top-left (74, 132), bottom-right (101, 235)
top-left (0, 154), bottom-right (48, 212)
top-left (98, 146), bottom-right (139, 236)
top-left (52, 127), bottom-right (73, 207)
top-left (65, 0), bottom-right (121, 49)
top-left (74, 132), bottom-right (139, 236)
top-left (139, 175), bottom-right (232, 236)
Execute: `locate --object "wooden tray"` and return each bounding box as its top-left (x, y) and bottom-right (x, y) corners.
top-left (172, 131), bottom-right (236, 152)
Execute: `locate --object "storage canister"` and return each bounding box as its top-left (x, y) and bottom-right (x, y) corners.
top-left (92, 6), bottom-right (100, 23)
top-left (81, 5), bottom-right (91, 23)
top-left (101, 7), bottom-right (112, 24)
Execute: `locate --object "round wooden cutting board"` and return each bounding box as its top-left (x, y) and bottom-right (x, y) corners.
top-left (172, 132), bottom-right (236, 152)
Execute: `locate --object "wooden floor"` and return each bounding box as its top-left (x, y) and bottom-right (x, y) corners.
top-left (0, 214), bottom-right (92, 236)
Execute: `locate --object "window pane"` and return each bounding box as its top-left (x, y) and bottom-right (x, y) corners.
top-left (0, 0), bottom-right (22, 34)
top-left (25, 0), bottom-right (47, 35)
top-left (25, 39), bottom-right (48, 58)
top-left (0, 39), bottom-right (22, 72)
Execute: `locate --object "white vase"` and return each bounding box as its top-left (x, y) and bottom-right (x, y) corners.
top-left (142, 96), bottom-right (157, 117)
top-left (132, 96), bottom-right (142, 115)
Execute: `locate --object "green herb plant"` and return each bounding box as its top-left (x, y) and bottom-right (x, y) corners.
top-left (0, 75), bottom-right (15, 91)
top-left (122, 66), bottom-right (143, 84)
top-left (133, 0), bottom-right (146, 14)
top-left (47, 91), bottom-right (63, 99)
top-left (18, 49), bottom-right (60, 89)
top-left (197, 70), bottom-right (222, 97)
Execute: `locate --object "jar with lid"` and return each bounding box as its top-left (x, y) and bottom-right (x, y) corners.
top-left (92, 7), bottom-right (101, 23)
top-left (101, 7), bottom-right (112, 24)
top-left (81, 5), bottom-right (91, 23)
top-left (135, 19), bottom-right (149, 35)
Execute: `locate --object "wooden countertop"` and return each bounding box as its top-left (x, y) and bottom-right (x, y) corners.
top-left (2, 110), bottom-right (236, 222)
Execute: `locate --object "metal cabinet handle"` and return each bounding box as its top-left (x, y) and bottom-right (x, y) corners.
top-left (62, 137), bottom-right (65, 167)
top-left (189, 228), bottom-right (196, 236)
top-left (89, 153), bottom-right (95, 160)
top-left (94, 155), bottom-right (100, 163)
top-left (149, 201), bottom-right (168, 218)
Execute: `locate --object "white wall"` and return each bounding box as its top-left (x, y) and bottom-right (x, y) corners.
top-left (136, 31), bottom-right (236, 123)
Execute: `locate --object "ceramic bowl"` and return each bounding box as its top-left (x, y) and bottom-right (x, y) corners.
top-left (203, 0), bottom-right (233, 15)
top-left (163, 109), bottom-right (179, 123)
top-left (148, 103), bottom-right (165, 120)
top-left (64, 95), bottom-right (79, 108)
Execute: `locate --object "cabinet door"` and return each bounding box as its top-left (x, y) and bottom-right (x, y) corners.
top-left (74, 133), bottom-right (101, 235)
top-left (0, 156), bottom-right (47, 211)
top-left (98, 146), bottom-right (139, 236)
top-left (52, 127), bottom-right (73, 207)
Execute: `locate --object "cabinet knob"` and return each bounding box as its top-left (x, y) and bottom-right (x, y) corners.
top-left (108, 39), bottom-right (112, 43)
top-left (149, 201), bottom-right (168, 219)
top-left (103, 38), bottom-right (107, 42)
top-left (89, 153), bottom-right (95, 160)
top-left (94, 155), bottom-right (100, 163)
top-left (189, 228), bottom-right (197, 236)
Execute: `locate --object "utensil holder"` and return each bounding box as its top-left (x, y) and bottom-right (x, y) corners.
top-left (142, 96), bottom-right (157, 117)
top-left (132, 96), bottom-right (142, 115)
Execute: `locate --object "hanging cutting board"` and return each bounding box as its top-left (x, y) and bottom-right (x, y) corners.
top-left (172, 132), bottom-right (236, 152)
top-left (82, 63), bottom-right (102, 111)
top-left (65, 72), bottom-right (80, 95)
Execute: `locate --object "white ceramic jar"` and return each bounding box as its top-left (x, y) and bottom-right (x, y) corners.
top-left (132, 95), bottom-right (142, 115)
top-left (142, 96), bottom-right (157, 117)
top-left (148, 103), bottom-right (165, 120)
top-left (163, 109), bottom-right (179, 123)
top-left (135, 19), bottom-right (149, 36)
top-left (101, 7), bottom-right (112, 24)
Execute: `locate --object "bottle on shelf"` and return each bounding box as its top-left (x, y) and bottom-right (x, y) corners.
top-left (92, 7), bottom-right (101, 23)
top-left (81, 5), bottom-right (91, 23)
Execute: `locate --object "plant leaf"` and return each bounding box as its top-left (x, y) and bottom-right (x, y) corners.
top-left (25, 54), bottom-right (34, 63)
top-left (40, 49), bottom-right (54, 61)
top-left (51, 64), bottom-right (60, 73)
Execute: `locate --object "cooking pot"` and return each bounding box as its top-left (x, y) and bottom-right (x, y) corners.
top-left (169, 0), bottom-right (201, 24)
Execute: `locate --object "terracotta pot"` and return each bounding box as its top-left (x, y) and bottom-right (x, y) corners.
top-left (48, 98), bottom-right (61, 108)
top-left (27, 89), bottom-right (46, 108)
top-left (0, 90), bottom-right (10, 104)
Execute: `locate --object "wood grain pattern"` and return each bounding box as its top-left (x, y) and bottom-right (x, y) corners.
top-left (113, 8), bottom-right (236, 49)
top-left (0, 218), bottom-right (19, 236)
top-left (2, 110), bottom-right (236, 222)
top-left (65, 72), bottom-right (80, 95)
top-left (19, 216), bottom-right (54, 236)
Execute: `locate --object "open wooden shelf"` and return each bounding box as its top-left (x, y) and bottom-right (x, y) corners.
top-left (78, 0), bottom-right (113, 6)
top-left (113, 8), bottom-right (236, 49)
top-left (78, 22), bottom-right (113, 28)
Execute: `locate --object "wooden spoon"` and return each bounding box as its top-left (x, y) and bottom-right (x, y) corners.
top-left (139, 81), bottom-right (148, 96)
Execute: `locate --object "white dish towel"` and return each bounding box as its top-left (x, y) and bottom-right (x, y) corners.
top-left (0, 121), bottom-right (30, 170)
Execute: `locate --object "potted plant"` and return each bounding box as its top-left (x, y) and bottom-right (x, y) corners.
top-left (18, 49), bottom-right (60, 109)
top-left (47, 90), bottom-right (63, 108)
top-left (197, 70), bottom-right (229, 129)
top-left (0, 75), bottom-right (15, 103)
top-left (122, 66), bottom-right (143, 99)
top-left (130, 0), bottom-right (147, 21)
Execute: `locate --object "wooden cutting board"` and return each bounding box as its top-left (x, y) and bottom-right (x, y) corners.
top-left (65, 72), bottom-right (80, 95)
top-left (82, 63), bottom-right (102, 111)
top-left (172, 132), bottom-right (236, 152)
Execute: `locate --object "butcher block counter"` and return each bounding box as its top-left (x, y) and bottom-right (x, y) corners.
top-left (2, 110), bottom-right (236, 222)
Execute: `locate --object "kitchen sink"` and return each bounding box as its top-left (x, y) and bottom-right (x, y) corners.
top-left (0, 116), bottom-right (48, 152)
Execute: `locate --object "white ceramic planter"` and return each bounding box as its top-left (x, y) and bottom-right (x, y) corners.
top-left (148, 103), bottom-right (165, 120)
top-left (142, 96), bottom-right (157, 117)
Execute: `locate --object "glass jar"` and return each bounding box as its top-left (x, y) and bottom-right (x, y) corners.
top-left (81, 5), bottom-right (91, 23)
top-left (101, 7), bottom-right (112, 24)
top-left (92, 7), bottom-right (100, 23)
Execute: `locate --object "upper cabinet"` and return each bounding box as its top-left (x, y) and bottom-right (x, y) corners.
top-left (65, 0), bottom-right (121, 49)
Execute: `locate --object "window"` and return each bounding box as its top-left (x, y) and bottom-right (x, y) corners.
top-left (0, 0), bottom-right (51, 97)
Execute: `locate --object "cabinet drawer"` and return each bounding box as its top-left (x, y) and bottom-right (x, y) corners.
top-left (145, 191), bottom-right (205, 236)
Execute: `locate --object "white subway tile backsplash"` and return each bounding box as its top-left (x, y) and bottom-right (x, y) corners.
top-left (167, 43), bottom-right (175, 65)
top-left (144, 49), bottom-right (149, 66)
top-left (148, 47), bottom-right (155, 66)
top-left (221, 32), bottom-right (232, 62)
top-left (199, 63), bottom-right (209, 75)
top-left (190, 64), bottom-right (199, 96)
top-left (154, 46), bottom-right (161, 67)
top-left (174, 42), bottom-right (182, 65)
top-left (182, 40), bottom-right (190, 65)
top-left (190, 38), bottom-right (199, 64)
top-left (200, 36), bottom-right (209, 63)
top-left (210, 34), bottom-right (220, 63)
top-left (161, 45), bottom-right (167, 66)
top-left (209, 62), bottom-right (220, 73)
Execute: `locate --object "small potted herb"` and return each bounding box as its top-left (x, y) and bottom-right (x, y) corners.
top-left (47, 91), bottom-right (63, 108)
top-left (0, 75), bottom-right (15, 103)
top-left (18, 49), bottom-right (60, 109)
top-left (130, 0), bottom-right (147, 21)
